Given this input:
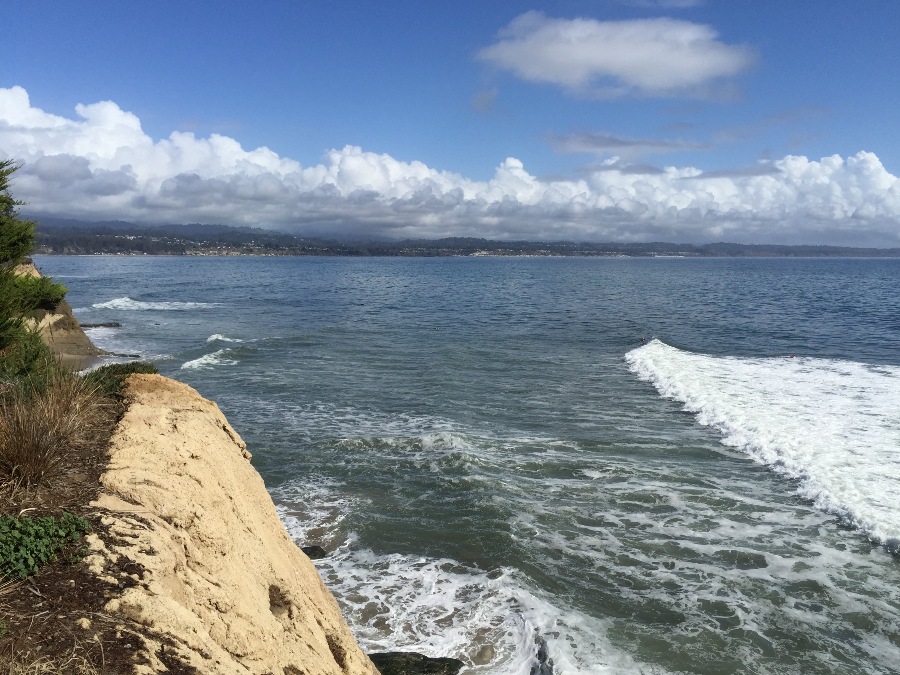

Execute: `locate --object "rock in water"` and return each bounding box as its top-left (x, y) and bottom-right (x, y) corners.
top-left (368, 652), bottom-right (465, 675)
top-left (301, 545), bottom-right (328, 559)
top-left (531, 635), bottom-right (554, 675)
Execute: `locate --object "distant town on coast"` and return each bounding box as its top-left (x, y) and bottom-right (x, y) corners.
top-left (31, 217), bottom-right (900, 258)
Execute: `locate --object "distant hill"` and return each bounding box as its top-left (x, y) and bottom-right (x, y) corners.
top-left (28, 217), bottom-right (900, 258)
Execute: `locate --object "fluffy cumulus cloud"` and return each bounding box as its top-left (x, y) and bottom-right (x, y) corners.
top-left (477, 12), bottom-right (754, 98)
top-left (2, 86), bottom-right (900, 245)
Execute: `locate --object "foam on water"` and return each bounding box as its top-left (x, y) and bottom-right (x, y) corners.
top-left (626, 339), bottom-right (900, 548)
top-left (499, 457), bottom-right (900, 672)
top-left (273, 481), bottom-right (662, 675)
top-left (92, 296), bottom-right (219, 310)
top-left (80, 326), bottom-right (172, 363)
top-left (206, 333), bottom-right (242, 343)
top-left (273, 480), bottom-right (361, 551)
top-left (82, 326), bottom-right (126, 352)
top-left (181, 349), bottom-right (239, 370)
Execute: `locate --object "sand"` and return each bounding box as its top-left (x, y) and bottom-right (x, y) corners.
top-left (86, 374), bottom-right (379, 675)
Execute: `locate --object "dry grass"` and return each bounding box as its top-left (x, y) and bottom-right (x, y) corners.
top-left (0, 372), bottom-right (114, 491)
top-left (0, 643), bottom-right (101, 675)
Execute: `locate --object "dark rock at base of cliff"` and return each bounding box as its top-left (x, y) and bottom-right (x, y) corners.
top-left (368, 651), bottom-right (465, 675)
top-left (301, 545), bottom-right (328, 560)
top-left (81, 322), bottom-right (123, 328)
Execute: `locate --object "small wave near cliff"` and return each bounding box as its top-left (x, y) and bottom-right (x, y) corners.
top-left (181, 349), bottom-right (239, 370)
top-left (626, 339), bottom-right (900, 550)
top-left (207, 333), bottom-right (243, 343)
top-left (274, 480), bottom-right (652, 675)
top-left (181, 336), bottom-right (249, 369)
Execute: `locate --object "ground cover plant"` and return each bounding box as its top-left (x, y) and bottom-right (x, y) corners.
top-left (83, 361), bottom-right (159, 400)
top-left (0, 512), bottom-right (91, 579)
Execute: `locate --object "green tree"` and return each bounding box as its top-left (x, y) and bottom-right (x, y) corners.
top-left (0, 160), bottom-right (38, 265)
top-left (0, 160), bottom-right (66, 379)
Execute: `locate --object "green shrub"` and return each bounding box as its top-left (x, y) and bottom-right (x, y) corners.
top-left (0, 160), bottom-right (68, 377)
top-left (14, 274), bottom-right (68, 312)
top-left (0, 327), bottom-right (57, 387)
top-left (0, 512), bottom-right (91, 579)
top-left (83, 361), bottom-right (159, 399)
top-left (0, 161), bottom-right (36, 267)
top-left (0, 268), bottom-right (27, 354)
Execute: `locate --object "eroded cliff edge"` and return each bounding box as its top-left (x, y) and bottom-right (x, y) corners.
top-left (15, 260), bottom-right (106, 367)
top-left (85, 373), bottom-right (379, 675)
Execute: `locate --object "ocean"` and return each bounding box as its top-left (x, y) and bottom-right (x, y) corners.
top-left (35, 254), bottom-right (900, 674)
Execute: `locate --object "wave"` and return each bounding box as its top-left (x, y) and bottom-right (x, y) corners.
top-left (626, 339), bottom-right (900, 549)
top-left (206, 333), bottom-right (242, 343)
top-left (273, 481), bottom-right (656, 675)
top-left (181, 349), bottom-right (238, 370)
top-left (92, 296), bottom-right (219, 311)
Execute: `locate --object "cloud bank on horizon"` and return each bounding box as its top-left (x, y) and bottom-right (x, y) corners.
top-left (2, 84), bottom-right (900, 246)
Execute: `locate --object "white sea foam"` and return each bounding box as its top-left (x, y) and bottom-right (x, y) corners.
top-left (180, 349), bottom-right (238, 370)
top-left (206, 333), bottom-right (242, 343)
top-left (240, 397), bottom-right (563, 464)
top-left (319, 549), bottom-right (649, 675)
top-left (93, 296), bottom-right (218, 310)
top-left (273, 480), bottom-right (361, 551)
top-left (626, 339), bottom-right (900, 547)
top-left (274, 481), bottom-right (658, 675)
top-left (81, 326), bottom-right (123, 348)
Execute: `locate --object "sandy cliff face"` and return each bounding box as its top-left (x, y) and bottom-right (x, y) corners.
top-left (14, 261), bottom-right (104, 366)
top-left (86, 374), bottom-right (379, 675)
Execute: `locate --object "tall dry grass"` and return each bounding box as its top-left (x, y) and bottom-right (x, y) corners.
top-left (0, 372), bottom-right (113, 489)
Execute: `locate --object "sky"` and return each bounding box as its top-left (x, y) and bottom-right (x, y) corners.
top-left (3, 0), bottom-right (900, 245)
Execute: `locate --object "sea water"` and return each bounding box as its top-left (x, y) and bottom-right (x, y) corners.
top-left (35, 255), bottom-right (900, 674)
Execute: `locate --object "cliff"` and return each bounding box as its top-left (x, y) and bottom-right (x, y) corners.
top-left (15, 260), bottom-right (105, 367)
top-left (4, 263), bottom-right (451, 674)
top-left (85, 374), bottom-right (379, 675)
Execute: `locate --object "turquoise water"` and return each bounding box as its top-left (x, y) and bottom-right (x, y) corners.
top-left (37, 255), bottom-right (900, 674)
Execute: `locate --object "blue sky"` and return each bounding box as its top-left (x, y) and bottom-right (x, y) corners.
top-left (3, 0), bottom-right (900, 244)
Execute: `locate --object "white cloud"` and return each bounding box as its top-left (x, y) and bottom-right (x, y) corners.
top-left (477, 12), bottom-right (754, 98)
top-left (2, 86), bottom-right (900, 246)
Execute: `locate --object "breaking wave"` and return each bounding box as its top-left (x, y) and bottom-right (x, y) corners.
top-left (626, 339), bottom-right (900, 549)
top-left (93, 296), bottom-right (219, 310)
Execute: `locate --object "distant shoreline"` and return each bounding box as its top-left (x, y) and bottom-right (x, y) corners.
top-left (30, 218), bottom-right (900, 258)
top-left (33, 251), bottom-right (900, 259)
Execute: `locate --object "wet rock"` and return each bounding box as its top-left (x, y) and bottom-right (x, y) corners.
top-left (530, 635), bottom-right (554, 675)
top-left (472, 644), bottom-right (495, 665)
top-left (368, 651), bottom-right (465, 675)
top-left (81, 322), bottom-right (123, 328)
top-left (301, 545), bottom-right (328, 560)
